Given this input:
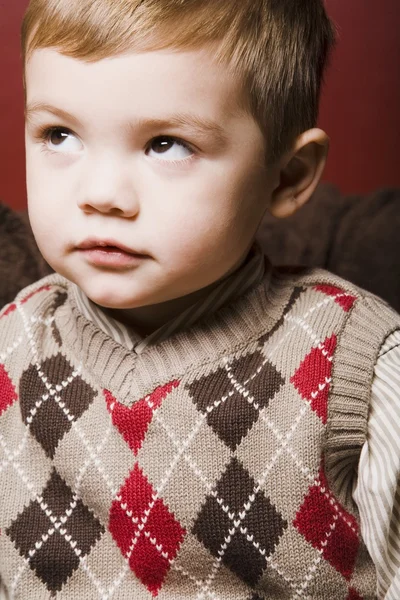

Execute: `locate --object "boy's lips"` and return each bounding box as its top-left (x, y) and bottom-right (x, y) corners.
top-left (76, 238), bottom-right (149, 268)
top-left (76, 238), bottom-right (146, 255)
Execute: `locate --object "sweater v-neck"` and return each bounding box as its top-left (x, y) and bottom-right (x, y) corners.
top-left (53, 259), bottom-right (288, 405)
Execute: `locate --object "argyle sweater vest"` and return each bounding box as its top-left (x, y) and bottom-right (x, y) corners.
top-left (1, 268), bottom-right (399, 600)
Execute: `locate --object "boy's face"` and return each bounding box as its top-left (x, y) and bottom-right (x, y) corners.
top-left (25, 47), bottom-right (275, 312)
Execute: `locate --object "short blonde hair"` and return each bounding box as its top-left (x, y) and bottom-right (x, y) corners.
top-left (21, 0), bottom-right (337, 163)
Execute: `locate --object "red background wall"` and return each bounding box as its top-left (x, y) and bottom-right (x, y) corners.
top-left (1, 1), bottom-right (399, 210)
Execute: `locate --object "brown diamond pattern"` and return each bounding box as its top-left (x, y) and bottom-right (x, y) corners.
top-left (6, 469), bottom-right (104, 594)
top-left (192, 458), bottom-right (287, 587)
top-left (187, 351), bottom-right (284, 450)
top-left (19, 353), bottom-right (95, 457)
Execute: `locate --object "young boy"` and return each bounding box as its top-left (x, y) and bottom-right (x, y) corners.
top-left (1, 0), bottom-right (399, 598)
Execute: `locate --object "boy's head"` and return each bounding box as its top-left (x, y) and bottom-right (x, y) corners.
top-left (21, 0), bottom-right (336, 324)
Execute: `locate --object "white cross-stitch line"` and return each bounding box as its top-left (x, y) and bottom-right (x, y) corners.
top-left (0, 336), bottom-right (23, 362)
top-left (152, 411), bottom-right (208, 496)
top-left (13, 385), bottom-right (201, 600)
top-left (25, 366), bottom-right (82, 425)
top-left (290, 550), bottom-right (323, 599)
top-left (70, 421), bottom-right (132, 598)
top-left (239, 525), bottom-right (296, 586)
top-left (71, 414), bottom-right (119, 498)
top-left (283, 313), bottom-right (322, 347)
top-left (109, 494), bottom-right (157, 596)
top-left (74, 424), bottom-right (115, 496)
top-left (78, 556), bottom-right (111, 600)
top-left (30, 315), bottom-right (55, 326)
top-left (316, 483), bottom-right (357, 535)
top-left (111, 436), bottom-right (204, 594)
top-left (153, 408), bottom-right (215, 494)
top-left (171, 563), bottom-right (222, 600)
top-left (90, 391), bottom-right (185, 597)
top-left (0, 435), bottom-right (38, 498)
top-left (194, 586), bottom-right (232, 600)
top-left (0, 428), bottom-right (30, 475)
top-left (0, 435), bottom-right (51, 598)
top-left (263, 294), bottom-right (342, 363)
top-left (15, 300), bottom-right (135, 599)
top-left (228, 365), bottom-right (355, 514)
top-left (291, 513), bottom-right (339, 599)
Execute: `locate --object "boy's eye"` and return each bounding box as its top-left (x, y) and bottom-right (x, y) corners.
top-left (40, 127), bottom-right (82, 153)
top-left (147, 136), bottom-right (193, 161)
top-left (37, 128), bottom-right (193, 161)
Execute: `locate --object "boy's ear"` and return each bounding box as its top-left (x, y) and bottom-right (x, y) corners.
top-left (268, 128), bottom-right (330, 219)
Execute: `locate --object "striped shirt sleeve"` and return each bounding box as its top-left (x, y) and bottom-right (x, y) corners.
top-left (353, 329), bottom-right (400, 599)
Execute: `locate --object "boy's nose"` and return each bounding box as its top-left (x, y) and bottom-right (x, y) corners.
top-left (77, 157), bottom-right (140, 218)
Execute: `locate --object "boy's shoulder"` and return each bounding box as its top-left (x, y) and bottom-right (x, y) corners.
top-left (271, 264), bottom-right (397, 311)
top-left (272, 263), bottom-right (379, 295)
top-left (267, 264), bottom-right (400, 345)
top-left (0, 273), bottom-right (70, 336)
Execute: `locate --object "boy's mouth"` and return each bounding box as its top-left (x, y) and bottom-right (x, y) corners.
top-left (77, 238), bottom-right (145, 255)
top-left (76, 238), bottom-right (148, 267)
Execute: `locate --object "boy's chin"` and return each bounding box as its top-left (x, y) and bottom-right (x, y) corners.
top-left (69, 280), bottom-right (145, 310)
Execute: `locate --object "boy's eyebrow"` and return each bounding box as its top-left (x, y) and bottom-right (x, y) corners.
top-left (25, 102), bottom-right (84, 127)
top-left (25, 102), bottom-right (228, 143)
top-left (131, 115), bottom-right (228, 144)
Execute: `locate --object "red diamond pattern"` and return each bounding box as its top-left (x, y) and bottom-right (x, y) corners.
top-left (107, 380), bottom-right (185, 595)
top-left (0, 364), bottom-right (18, 416)
top-left (346, 588), bottom-right (363, 600)
top-left (104, 380), bottom-right (179, 455)
top-left (314, 285), bottom-right (357, 312)
top-left (294, 466), bottom-right (359, 581)
top-left (291, 335), bottom-right (336, 424)
top-left (109, 463), bottom-right (186, 596)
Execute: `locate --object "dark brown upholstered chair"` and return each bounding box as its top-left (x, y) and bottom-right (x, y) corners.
top-left (256, 183), bottom-right (400, 312)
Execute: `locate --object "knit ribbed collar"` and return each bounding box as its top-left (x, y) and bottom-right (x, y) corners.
top-left (53, 255), bottom-right (293, 405)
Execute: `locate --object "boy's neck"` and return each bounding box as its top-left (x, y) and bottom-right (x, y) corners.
top-left (102, 279), bottom-right (220, 336)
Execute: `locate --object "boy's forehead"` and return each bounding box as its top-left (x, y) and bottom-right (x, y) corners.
top-left (25, 47), bottom-right (244, 107)
top-left (25, 48), bottom-right (257, 140)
